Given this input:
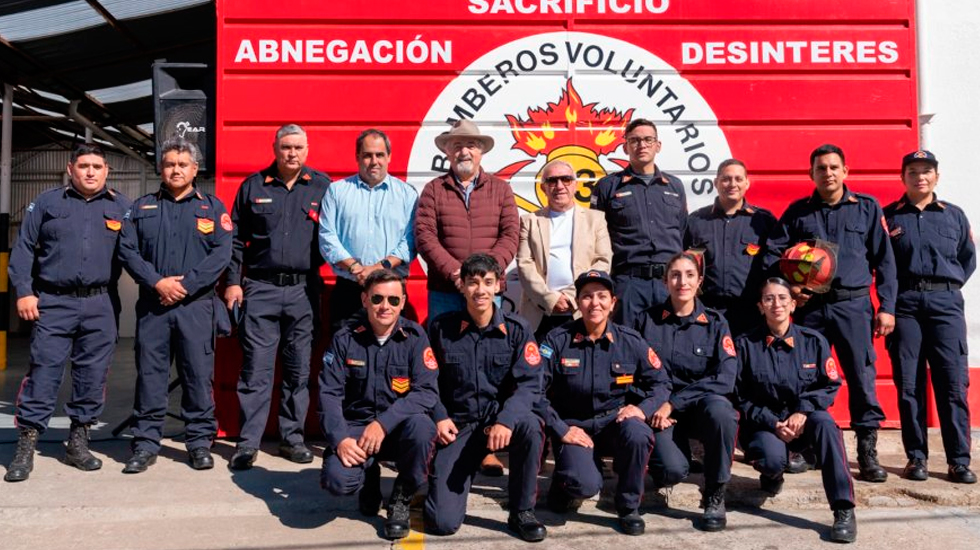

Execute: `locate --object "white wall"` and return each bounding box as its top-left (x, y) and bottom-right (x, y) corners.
top-left (919, 0), bottom-right (980, 363)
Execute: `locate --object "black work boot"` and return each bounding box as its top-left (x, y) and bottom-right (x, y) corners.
top-left (830, 507), bottom-right (857, 543)
top-left (700, 483), bottom-right (727, 532)
top-left (855, 428), bottom-right (887, 482)
top-left (384, 479), bottom-right (413, 540)
top-left (4, 427), bottom-right (39, 482)
top-left (786, 451), bottom-right (813, 474)
top-left (65, 422), bottom-right (102, 471)
top-left (359, 463), bottom-right (383, 516)
top-left (507, 509), bottom-right (547, 542)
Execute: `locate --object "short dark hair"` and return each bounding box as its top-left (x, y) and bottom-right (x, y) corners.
top-left (809, 144), bottom-right (846, 168)
top-left (625, 118), bottom-right (657, 136)
top-left (760, 276), bottom-right (792, 293)
top-left (460, 253), bottom-right (503, 281)
top-left (362, 268), bottom-right (406, 295)
top-left (356, 128), bottom-right (391, 155)
top-left (70, 142), bottom-right (107, 164)
top-left (716, 158), bottom-right (746, 177)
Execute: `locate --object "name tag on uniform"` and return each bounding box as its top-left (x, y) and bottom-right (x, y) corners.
top-left (664, 191), bottom-right (679, 197)
top-left (614, 191), bottom-right (632, 198)
top-left (254, 198), bottom-right (273, 204)
top-left (615, 374), bottom-right (634, 385)
top-left (803, 363), bottom-right (816, 369)
top-left (560, 357), bottom-right (580, 368)
top-left (140, 204), bottom-right (158, 210)
top-left (346, 359), bottom-right (366, 367)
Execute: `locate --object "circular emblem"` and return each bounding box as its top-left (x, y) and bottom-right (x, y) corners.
top-left (220, 212), bottom-right (233, 231)
top-left (648, 347), bottom-right (662, 370)
top-left (524, 342), bottom-right (541, 366)
top-left (722, 335), bottom-right (736, 357)
top-left (825, 357), bottom-right (840, 381)
top-left (423, 347), bottom-right (438, 370)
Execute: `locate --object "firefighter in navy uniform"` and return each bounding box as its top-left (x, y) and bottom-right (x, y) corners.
top-left (735, 277), bottom-right (857, 543)
top-left (884, 150), bottom-right (976, 484)
top-left (636, 252), bottom-right (738, 532)
top-left (764, 144), bottom-right (897, 483)
top-left (225, 124), bottom-right (331, 470)
top-left (319, 270), bottom-right (438, 540)
top-left (684, 159), bottom-right (777, 337)
top-left (424, 253), bottom-right (547, 542)
top-left (5, 143), bottom-right (130, 482)
top-left (118, 139), bottom-right (232, 473)
top-left (537, 270), bottom-right (670, 536)
top-left (591, 118), bottom-right (687, 328)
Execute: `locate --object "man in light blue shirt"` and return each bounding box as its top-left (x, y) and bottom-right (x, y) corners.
top-left (319, 129), bottom-right (418, 329)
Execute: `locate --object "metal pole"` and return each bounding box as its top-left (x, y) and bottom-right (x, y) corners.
top-left (2, 83), bottom-right (12, 214)
top-left (916, 0), bottom-right (933, 148)
top-left (0, 83), bottom-right (13, 370)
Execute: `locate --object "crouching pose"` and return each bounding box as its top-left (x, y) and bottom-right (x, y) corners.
top-left (735, 277), bottom-right (857, 543)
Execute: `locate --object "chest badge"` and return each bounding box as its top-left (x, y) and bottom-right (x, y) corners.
top-left (346, 358), bottom-right (366, 367)
top-left (197, 218), bottom-right (215, 234)
top-left (254, 197), bottom-right (273, 204)
top-left (560, 357), bottom-right (580, 368)
top-left (105, 219), bottom-right (122, 231)
top-left (802, 363), bottom-right (816, 369)
top-left (391, 377), bottom-right (410, 394)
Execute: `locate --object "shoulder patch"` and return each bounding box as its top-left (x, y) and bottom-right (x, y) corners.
top-left (524, 342), bottom-right (541, 366)
top-left (26, 202), bottom-right (35, 213)
top-left (825, 357), bottom-right (840, 381)
top-left (648, 347), bottom-right (662, 369)
top-left (323, 351), bottom-right (335, 366)
top-left (220, 212), bottom-right (233, 231)
top-left (423, 347), bottom-right (438, 370)
top-left (539, 344), bottom-right (554, 359)
top-left (722, 335), bottom-right (736, 357)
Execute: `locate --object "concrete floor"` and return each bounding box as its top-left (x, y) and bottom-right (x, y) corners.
top-left (1, 336), bottom-right (980, 550)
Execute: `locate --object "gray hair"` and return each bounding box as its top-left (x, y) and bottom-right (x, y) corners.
top-left (275, 124), bottom-right (306, 143)
top-left (542, 159), bottom-right (574, 176)
top-left (159, 138), bottom-right (201, 168)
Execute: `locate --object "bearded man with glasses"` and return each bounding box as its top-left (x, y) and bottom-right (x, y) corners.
top-left (318, 269), bottom-right (439, 541)
top-left (517, 159), bottom-right (612, 340)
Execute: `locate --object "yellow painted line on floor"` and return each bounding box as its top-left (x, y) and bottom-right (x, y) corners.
top-left (393, 509), bottom-right (425, 550)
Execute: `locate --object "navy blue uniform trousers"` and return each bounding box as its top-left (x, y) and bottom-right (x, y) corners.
top-left (740, 410), bottom-right (854, 508)
top-left (795, 295), bottom-right (885, 429)
top-left (552, 418), bottom-right (654, 512)
top-left (16, 292), bottom-right (117, 431)
top-left (132, 296), bottom-right (216, 453)
top-left (425, 416), bottom-right (544, 535)
top-left (236, 278), bottom-right (318, 448)
top-left (888, 289), bottom-right (971, 465)
top-left (649, 394), bottom-right (738, 488)
top-left (612, 274), bottom-right (668, 329)
top-left (321, 414), bottom-right (436, 496)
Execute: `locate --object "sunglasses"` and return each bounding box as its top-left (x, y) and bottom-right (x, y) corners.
top-left (543, 175), bottom-right (576, 185)
top-left (369, 294), bottom-right (402, 307)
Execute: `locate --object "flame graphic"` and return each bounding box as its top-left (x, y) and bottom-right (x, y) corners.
top-left (504, 79), bottom-right (634, 157)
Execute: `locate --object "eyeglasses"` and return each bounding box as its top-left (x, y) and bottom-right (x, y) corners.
top-left (542, 175), bottom-right (576, 185)
top-left (760, 294), bottom-right (793, 305)
top-left (370, 294), bottom-right (402, 307)
top-left (626, 136), bottom-right (658, 147)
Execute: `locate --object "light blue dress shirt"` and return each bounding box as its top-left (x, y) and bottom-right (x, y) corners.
top-left (318, 174), bottom-right (418, 281)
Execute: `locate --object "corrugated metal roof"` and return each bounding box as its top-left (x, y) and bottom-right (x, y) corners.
top-left (0, 0), bottom-right (210, 42)
top-left (87, 79), bottom-right (152, 104)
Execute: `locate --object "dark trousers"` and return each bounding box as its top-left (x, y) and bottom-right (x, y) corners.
top-left (887, 289), bottom-right (971, 465)
top-left (552, 418), bottom-right (654, 512)
top-left (796, 295), bottom-right (885, 429)
top-left (612, 273), bottom-right (668, 329)
top-left (321, 414), bottom-right (437, 495)
top-left (328, 277), bottom-right (364, 332)
top-left (740, 410), bottom-right (854, 509)
top-left (649, 394), bottom-right (738, 488)
top-left (424, 416), bottom-right (544, 535)
top-left (132, 296), bottom-right (216, 453)
top-left (236, 278), bottom-right (318, 448)
top-left (16, 292), bottom-right (117, 431)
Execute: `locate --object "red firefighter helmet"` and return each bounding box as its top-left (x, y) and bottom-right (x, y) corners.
top-left (779, 240), bottom-right (838, 293)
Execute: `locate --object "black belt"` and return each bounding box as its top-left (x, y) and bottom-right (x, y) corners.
top-left (621, 263), bottom-right (667, 279)
top-left (813, 286), bottom-right (870, 303)
top-left (37, 283), bottom-right (108, 298)
top-left (248, 271), bottom-right (307, 286)
top-left (899, 278), bottom-right (962, 292)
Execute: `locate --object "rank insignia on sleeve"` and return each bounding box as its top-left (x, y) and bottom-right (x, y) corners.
top-left (524, 342), bottom-right (541, 366)
top-left (423, 347), bottom-right (438, 370)
top-left (105, 219), bottom-right (122, 231)
top-left (220, 212), bottom-right (233, 231)
top-left (197, 218), bottom-right (215, 234)
top-left (722, 335), bottom-right (736, 357)
top-left (745, 243), bottom-right (760, 256)
top-left (825, 357), bottom-right (840, 381)
top-left (648, 348), bottom-right (662, 369)
top-left (615, 374), bottom-right (634, 385)
top-left (391, 377), bottom-right (410, 394)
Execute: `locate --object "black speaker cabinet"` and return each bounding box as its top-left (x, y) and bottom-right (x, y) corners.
top-left (152, 62), bottom-right (212, 173)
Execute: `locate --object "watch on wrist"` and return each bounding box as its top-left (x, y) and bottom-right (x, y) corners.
top-left (380, 258), bottom-right (393, 270)
top-left (348, 261), bottom-right (360, 273)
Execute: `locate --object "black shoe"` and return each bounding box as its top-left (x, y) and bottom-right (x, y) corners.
top-left (617, 509), bottom-right (645, 536)
top-left (546, 483), bottom-right (582, 514)
top-left (948, 464), bottom-right (978, 484)
top-left (903, 458), bottom-right (928, 481)
top-left (122, 450), bottom-right (157, 474)
top-left (507, 509), bottom-right (547, 542)
top-left (384, 479), bottom-right (413, 540)
top-left (700, 483), bottom-right (727, 532)
top-left (831, 508), bottom-right (857, 543)
top-left (65, 422), bottom-right (102, 471)
top-left (229, 447), bottom-right (258, 470)
top-left (786, 451), bottom-right (812, 474)
top-left (855, 429), bottom-right (888, 483)
top-left (279, 442), bottom-right (314, 463)
top-left (189, 447), bottom-right (214, 470)
top-left (760, 473), bottom-right (785, 496)
top-left (4, 427), bottom-right (39, 482)
top-left (359, 464), bottom-right (383, 516)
